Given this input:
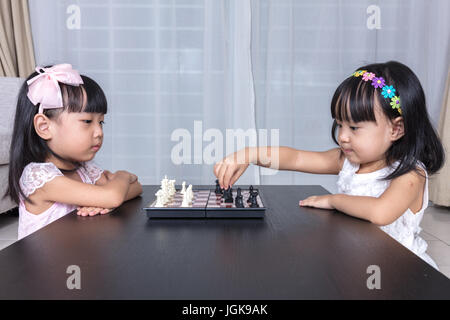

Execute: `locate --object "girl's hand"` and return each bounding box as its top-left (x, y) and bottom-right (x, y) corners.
top-left (214, 149), bottom-right (250, 189)
top-left (76, 206), bottom-right (115, 217)
top-left (299, 195), bottom-right (335, 210)
top-left (103, 170), bottom-right (114, 181)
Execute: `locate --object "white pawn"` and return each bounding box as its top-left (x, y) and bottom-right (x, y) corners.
top-left (170, 180), bottom-right (176, 196)
top-left (180, 181), bottom-right (186, 195)
top-left (181, 191), bottom-right (190, 207)
top-left (155, 189), bottom-right (165, 207)
top-left (187, 184), bottom-right (193, 203)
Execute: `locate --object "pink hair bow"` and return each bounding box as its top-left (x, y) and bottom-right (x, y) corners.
top-left (26, 64), bottom-right (84, 114)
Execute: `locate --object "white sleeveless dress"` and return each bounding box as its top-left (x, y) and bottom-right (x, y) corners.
top-left (336, 158), bottom-right (438, 270)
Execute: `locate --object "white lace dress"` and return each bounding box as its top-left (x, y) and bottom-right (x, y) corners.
top-left (18, 161), bottom-right (103, 240)
top-left (336, 158), bottom-right (438, 270)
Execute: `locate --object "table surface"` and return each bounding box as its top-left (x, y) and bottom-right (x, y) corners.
top-left (0, 185), bottom-right (449, 299)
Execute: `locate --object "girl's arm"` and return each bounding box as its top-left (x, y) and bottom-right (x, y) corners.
top-left (249, 146), bottom-right (344, 173)
top-left (215, 146), bottom-right (344, 189)
top-left (96, 170), bottom-right (143, 201)
top-left (35, 171), bottom-right (133, 209)
top-left (300, 169), bottom-right (426, 226)
top-left (124, 180), bottom-right (143, 201)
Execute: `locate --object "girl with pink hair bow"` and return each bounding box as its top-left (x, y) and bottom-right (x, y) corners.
top-left (4, 64), bottom-right (142, 239)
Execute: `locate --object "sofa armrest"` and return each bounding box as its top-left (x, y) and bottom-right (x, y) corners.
top-left (0, 77), bottom-right (24, 165)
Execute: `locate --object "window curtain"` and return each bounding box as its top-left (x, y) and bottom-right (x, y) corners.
top-left (0, 0), bottom-right (35, 77)
top-left (430, 67), bottom-right (450, 206)
top-left (28, 0), bottom-right (260, 186)
top-left (27, 0), bottom-right (450, 193)
top-left (250, 0), bottom-right (450, 193)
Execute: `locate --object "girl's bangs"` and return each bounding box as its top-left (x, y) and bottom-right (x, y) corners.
top-left (331, 77), bottom-right (377, 123)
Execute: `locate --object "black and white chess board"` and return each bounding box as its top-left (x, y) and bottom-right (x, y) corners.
top-left (143, 185), bottom-right (266, 219)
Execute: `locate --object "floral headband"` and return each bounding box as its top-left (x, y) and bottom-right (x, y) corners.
top-left (352, 70), bottom-right (402, 115)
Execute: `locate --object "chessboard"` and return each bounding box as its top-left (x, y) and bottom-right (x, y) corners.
top-left (143, 179), bottom-right (266, 219)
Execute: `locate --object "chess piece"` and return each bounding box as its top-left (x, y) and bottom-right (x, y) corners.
top-left (181, 191), bottom-right (190, 207)
top-left (247, 186), bottom-right (254, 203)
top-left (169, 179), bottom-right (176, 196)
top-left (181, 181), bottom-right (186, 194)
top-left (215, 180), bottom-right (222, 195)
top-left (187, 184), bottom-right (193, 203)
top-left (250, 193), bottom-right (259, 208)
top-left (224, 187), bottom-right (233, 203)
top-left (155, 189), bottom-right (165, 207)
top-left (235, 188), bottom-right (244, 208)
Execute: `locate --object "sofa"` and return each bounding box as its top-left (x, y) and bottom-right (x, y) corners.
top-left (0, 77), bottom-right (24, 214)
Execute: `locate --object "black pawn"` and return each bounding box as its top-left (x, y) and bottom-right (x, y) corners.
top-left (215, 179), bottom-right (222, 195)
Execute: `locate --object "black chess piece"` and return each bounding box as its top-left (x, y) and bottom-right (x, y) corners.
top-left (250, 195), bottom-right (259, 208)
top-left (247, 188), bottom-right (259, 205)
top-left (235, 188), bottom-right (244, 208)
top-left (215, 179), bottom-right (222, 195)
top-left (247, 185), bottom-right (255, 203)
top-left (224, 187), bottom-right (233, 203)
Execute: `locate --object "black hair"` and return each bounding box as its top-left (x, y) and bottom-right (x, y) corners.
top-left (3, 66), bottom-right (107, 205)
top-left (331, 60), bottom-right (444, 180)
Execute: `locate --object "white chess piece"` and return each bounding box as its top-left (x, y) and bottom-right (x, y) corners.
top-left (170, 180), bottom-right (176, 196)
top-left (155, 189), bottom-right (165, 207)
top-left (187, 184), bottom-right (193, 203)
top-left (161, 178), bottom-right (167, 194)
top-left (181, 191), bottom-right (190, 207)
top-left (181, 181), bottom-right (186, 195)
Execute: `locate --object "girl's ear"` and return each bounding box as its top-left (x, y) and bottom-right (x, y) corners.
top-left (390, 116), bottom-right (405, 141)
top-left (34, 114), bottom-right (53, 140)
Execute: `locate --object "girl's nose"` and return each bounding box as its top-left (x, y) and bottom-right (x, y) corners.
top-left (338, 129), bottom-right (350, 143)
top-left (94, 126), bottom-right (103, 139)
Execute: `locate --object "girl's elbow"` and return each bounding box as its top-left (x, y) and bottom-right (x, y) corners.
top-left (110, 190), bottom-right (126, 208)
top-left (369, 208), bottom-right (395, 226)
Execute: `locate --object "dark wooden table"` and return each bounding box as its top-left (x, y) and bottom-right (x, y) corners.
top-left (0, 185), bottom-right (449, 300)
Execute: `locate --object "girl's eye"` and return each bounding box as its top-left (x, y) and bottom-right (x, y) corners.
top-left (350, 126), bottom-right (358, 131)
top-left (83, 120), bottom-right (92, 124)
top-left (100, 121), bottom-right (105, 125)
top-left (336, 123), bottom-right (342, 128)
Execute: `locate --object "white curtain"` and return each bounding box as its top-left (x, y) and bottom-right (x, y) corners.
top-left (251, 0), bottom-right (450, 193)
top-left (28, 0), bottom-right (260, 186)
top-left (28, 0), bottom-right (449, 192)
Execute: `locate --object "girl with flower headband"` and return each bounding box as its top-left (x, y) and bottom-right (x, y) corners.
top-left (3, 64), bottom-right (143, 239)
top-left (214, 61), bottom-right (444, 269)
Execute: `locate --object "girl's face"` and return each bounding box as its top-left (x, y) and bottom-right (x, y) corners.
top-left (47, 111), bottom-right (105, 163)
top-left (336, 105), bottom-right (403, 168)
